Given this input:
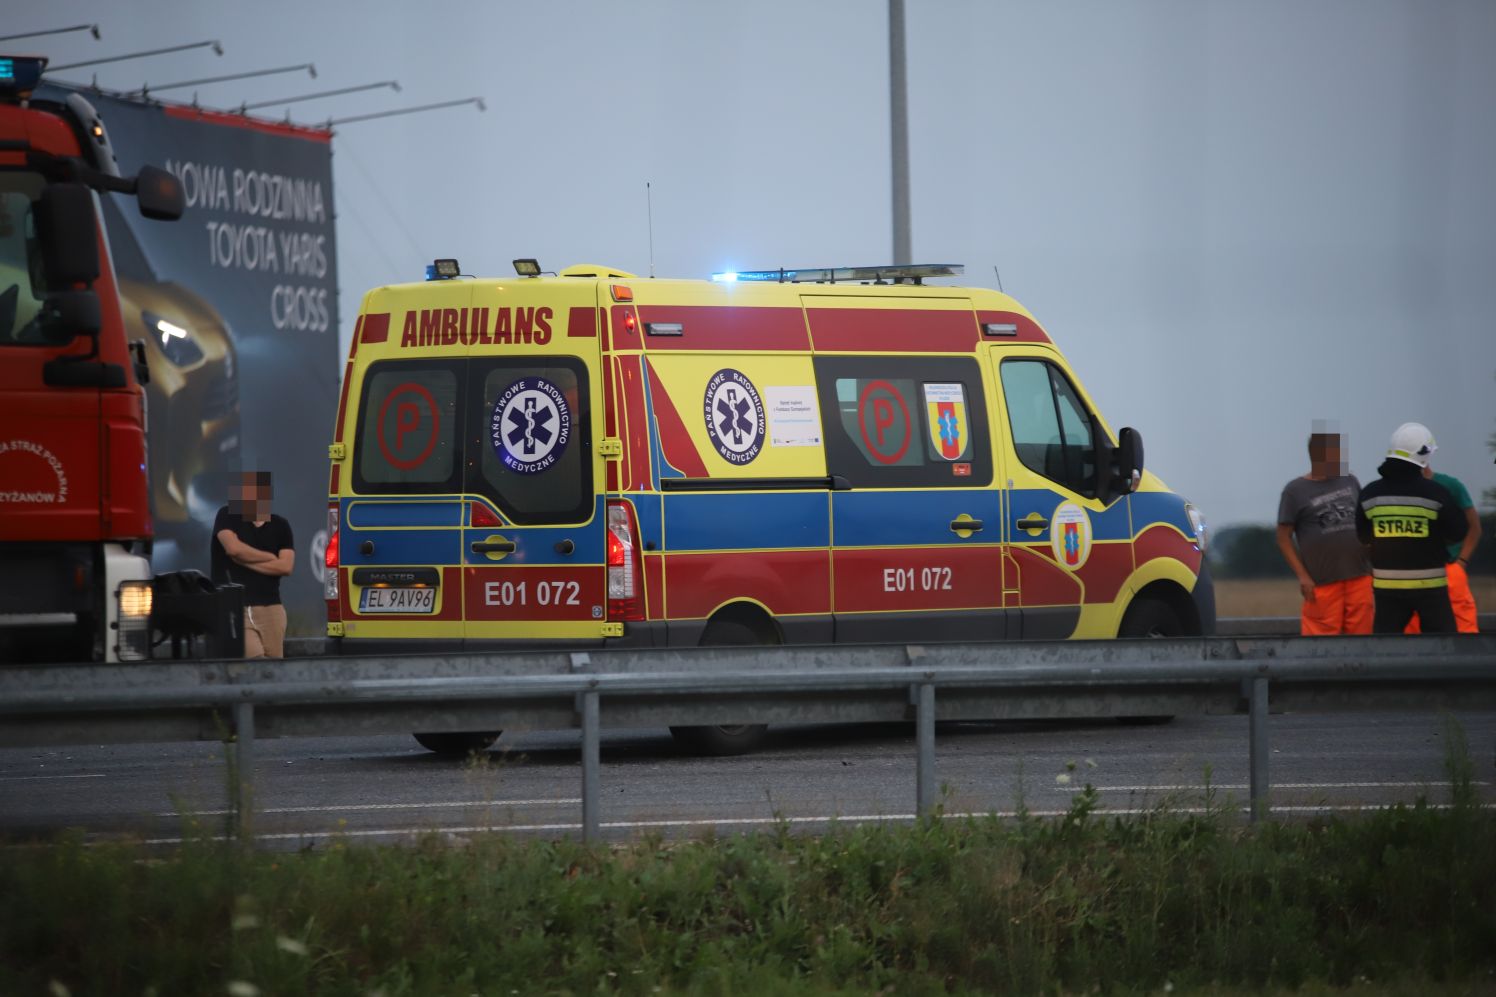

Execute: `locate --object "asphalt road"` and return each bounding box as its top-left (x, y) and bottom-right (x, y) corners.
top-left (2, 712), bottom-right (1493, 848)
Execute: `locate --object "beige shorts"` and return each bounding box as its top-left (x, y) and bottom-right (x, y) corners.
top-left (244, 604), bottom-right (287, 659)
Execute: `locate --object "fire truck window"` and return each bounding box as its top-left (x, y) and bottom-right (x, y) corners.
top-left (1000, 359), bottom-right (1097, 497)
top-left (468, 359), bottom-right (592, 525)
top-left (353, 361), bottom-right (461, 492)
top-left (814, 356), bottom-right (990, 488)
top-left (0, 175), bottom-right (49, 346)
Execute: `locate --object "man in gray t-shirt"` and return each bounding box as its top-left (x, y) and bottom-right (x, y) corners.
top-left (1275, 431), bottom-right (1372, 635)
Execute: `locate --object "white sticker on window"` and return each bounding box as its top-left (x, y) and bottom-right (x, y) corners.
top-left (765, 385), bottom-right (821, 448)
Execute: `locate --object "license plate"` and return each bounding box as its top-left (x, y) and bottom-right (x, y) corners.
top-left (358, 586), bottom-right (436, 614)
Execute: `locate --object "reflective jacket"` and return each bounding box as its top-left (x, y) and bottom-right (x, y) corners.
top-left (1356, 459), bottom-right (1468, 590)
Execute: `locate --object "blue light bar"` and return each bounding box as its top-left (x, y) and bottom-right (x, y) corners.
top-left (711, 264), bottom-right (963, 285)
top-left (0, 56), bottom-right (48, 96)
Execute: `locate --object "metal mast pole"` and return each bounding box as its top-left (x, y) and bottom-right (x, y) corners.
top-left (889, 0), bottom-right (912, 265)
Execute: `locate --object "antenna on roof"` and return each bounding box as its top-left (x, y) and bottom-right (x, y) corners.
top-left (992, 265), bottom-right (1004, 294)
top-left (646, 181), bottom-right (655, 279)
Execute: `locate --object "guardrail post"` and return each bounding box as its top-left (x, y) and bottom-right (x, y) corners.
top-left (580, 689), bottom-right (600, 842)
top-left (1249, 675), bottom-right (1269, 823)
top-left (232, 701), bottom-right (255, 841)
top-left (915, 681), bottom-right (936, 818)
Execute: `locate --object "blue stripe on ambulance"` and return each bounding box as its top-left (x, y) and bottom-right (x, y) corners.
top-left (1128, 491), bottom-right (1196, 540)
top-left (663, 492), bottom-right (831, 552)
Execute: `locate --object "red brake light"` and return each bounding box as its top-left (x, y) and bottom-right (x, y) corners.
top-left (471, 501), bottom-right (502, 528)
top-left (606, 500), bottom-right (643, 621)
top-left (324, 529), bottom-right (339, 570)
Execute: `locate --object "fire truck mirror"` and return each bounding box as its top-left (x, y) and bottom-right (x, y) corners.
top-left (36, 183), bottom-right (100, 289)
top-left (38, 289), bottom-right (101, 345)
top-left (134, 165), bottom-right (185, 222)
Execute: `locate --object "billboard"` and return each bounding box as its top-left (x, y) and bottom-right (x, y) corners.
top-left (60, 88), bottom-right (340, 635)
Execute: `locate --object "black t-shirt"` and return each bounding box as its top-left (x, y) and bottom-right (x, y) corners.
top-left (211, 508), bottom-right (294, 606)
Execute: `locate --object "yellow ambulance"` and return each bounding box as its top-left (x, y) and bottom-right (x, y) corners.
top-left (324, 261), bottom-right (1211, 753)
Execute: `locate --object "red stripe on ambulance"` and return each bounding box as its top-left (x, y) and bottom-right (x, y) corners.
top-left (636, 306), bottom-right (810, 351)
top-left (360, 312), bottom-right (390, 345)
top-left (1008, 546), bottom-right (1083, 606)
top-left (1132, 524), bottom-right (1203, 575)
top-left (617, 356), bottom-right (653, 490)
top-left (644, 359), bottom-right (709, 478)
top-left (664, 550), bottom-right (831, 618)
top-left (833, 546), bottom-right (1003, 613)
top-left (463, 567), bottom-right (606, 622)
top-left (975, 310), bottom-right (1051, 344)
top-left (808, 308), bottom-right (979, 353)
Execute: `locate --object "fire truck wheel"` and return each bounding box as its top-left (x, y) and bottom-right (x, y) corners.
top-left (670, 616), bottom-right (773, 755)
top-left (413, 732), bottom-right (500, 756)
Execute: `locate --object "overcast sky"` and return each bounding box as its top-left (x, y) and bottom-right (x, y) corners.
top-left (19, 0), bottom-right (1496, 529)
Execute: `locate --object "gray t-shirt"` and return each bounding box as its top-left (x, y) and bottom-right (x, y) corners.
top-left (1277, 474), bottom-right (1369, 585)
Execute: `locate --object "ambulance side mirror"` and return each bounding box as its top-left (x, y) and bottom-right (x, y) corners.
top-left (1094, 425), bottom-right (1144, 505)
top-left (1115, 427), bottom-right (1144, 494)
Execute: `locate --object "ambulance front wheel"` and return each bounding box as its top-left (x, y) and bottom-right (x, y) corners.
top-left (413, 731), bottom-right (500, 756)
top-left (1116, 595), bottom-right (1187, 726)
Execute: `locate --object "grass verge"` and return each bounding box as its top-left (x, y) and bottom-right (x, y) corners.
top-left (3, 780), bottom-right (1493, 996)
top-left (3, 722), bottom-right (1492, 995)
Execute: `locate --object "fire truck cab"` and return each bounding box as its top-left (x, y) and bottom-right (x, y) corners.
top-left (0, 55), bottom-right (193, 662)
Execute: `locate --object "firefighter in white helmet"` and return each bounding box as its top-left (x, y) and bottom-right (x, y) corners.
top-left (1355, 423), bottom-right (1469, 633)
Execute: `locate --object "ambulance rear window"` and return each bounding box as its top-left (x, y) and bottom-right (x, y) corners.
top-left (353, 361), bottom-right (462, 493)
top-left (814, 356), bottom-right (991, 488)
top-left (469, 358), bottom-right (591, 525)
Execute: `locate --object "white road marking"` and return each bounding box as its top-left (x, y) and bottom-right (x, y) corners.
top-left (1066, 781), bottom-right (1490, 792)
top-left (0, 773), bottom-right (106, 781)
top-left (155, 799), bottom-right (583, 818)
top-left (137, 802), bottom-right (1496, 846)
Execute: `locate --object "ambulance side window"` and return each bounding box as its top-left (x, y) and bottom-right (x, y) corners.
top-left (999, 359), bottom-right (1096, 497)
top-left (813, 356), bottom-right (991, 488)
top-left (353, 361), bottom-right (462, 493)
top-left (467, 359), bottom-right (591, 525)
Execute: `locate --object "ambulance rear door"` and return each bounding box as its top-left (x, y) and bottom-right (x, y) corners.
top-left (340, 282), bottom-right (474, 645)
top-left (461, 279), bottom-right (610, 644)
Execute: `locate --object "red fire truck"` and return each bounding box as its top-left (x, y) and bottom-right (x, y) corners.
top-left (0, 55), bottom-right (221, 662)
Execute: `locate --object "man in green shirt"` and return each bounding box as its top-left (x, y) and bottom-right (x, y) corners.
top-left (1406, 462), bottom-right (1482, 634)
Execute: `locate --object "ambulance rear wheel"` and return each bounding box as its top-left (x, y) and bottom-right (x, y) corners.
top-left (670, 617), bottom-right (772, 756)
top-left (1116, 597), bottom-right (1182, 725)
top-left (413, 732), bottom-right (500, 756)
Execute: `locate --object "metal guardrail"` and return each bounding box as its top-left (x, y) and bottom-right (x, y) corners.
top-left (1214, 614), bottom-right (1496, 637)
top-left (2, 634), bottom-right (1493, 841)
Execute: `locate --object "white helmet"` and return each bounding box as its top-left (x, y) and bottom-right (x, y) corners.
top-left (1387, 422), bottom-right (1437, 467)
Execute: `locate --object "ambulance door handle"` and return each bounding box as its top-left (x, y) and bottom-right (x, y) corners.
top-left (471, 540), bottom-right (517, 554)
top-left (360, 540), bottom-right (374, 555)
top-left (949, 518), bottom-right (983, 534)
top-left (1016, 514), bottom-right (1048, 535)
top-left (554, 539), bottom-right (575, 556)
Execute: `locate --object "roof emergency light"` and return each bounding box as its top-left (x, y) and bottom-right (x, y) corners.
top-left (0, 56), bottom-right (48, 99)
top-left (426, 258), bottom-right (460, 281)
top-left (513, 258), bottom-right (541, 277)
top-left (710, 263), bottom-right (963, 285)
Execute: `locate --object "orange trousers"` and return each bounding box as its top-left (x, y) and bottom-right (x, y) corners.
top-left (1301, 575), bottom-right (1374, 636)
top-left (1405, 561), bottom-right (1479, 635)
